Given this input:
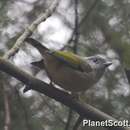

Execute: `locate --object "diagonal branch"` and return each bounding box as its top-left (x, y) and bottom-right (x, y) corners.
top-left (0, 58), bottom-right (129, 130)
top-left (3, 0), bottom-right (60, 59)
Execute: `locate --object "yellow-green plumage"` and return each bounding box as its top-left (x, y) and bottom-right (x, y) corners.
top-left (51, 51), bottom-right (83, 70)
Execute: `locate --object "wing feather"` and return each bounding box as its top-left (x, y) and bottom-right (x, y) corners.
top-left (49, 51), bottom-right (92, 72)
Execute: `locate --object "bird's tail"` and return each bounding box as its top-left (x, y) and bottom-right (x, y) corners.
top-left (25, 38), bottom-right (49, 55)
top-left (31, 59), bottom-right (45, 69)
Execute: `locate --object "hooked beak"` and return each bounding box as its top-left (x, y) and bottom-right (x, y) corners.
top-left (104, 62), bottom-right (112, 67)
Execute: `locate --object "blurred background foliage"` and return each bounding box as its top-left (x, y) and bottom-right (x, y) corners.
top-left (0, 0), bottom-right (130, 130)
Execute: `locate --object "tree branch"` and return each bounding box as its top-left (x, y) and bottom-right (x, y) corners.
top-left (0, 58), bottom-right (129, 130)
top-left (3, 0), bottom-right (60, 59)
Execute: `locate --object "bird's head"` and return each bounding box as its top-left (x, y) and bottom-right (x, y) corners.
top-left (86, 55), bottom-right (112, 79)
top-left (87, 55), bottom-right (112, 69)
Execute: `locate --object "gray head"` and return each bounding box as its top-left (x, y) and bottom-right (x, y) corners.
top-left (87, 55), bottom-right (112, 69)
top-left (86, 55), bottom-right (112, 80)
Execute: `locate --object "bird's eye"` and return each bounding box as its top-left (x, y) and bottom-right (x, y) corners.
top-left (93, 58), bottom-right (98, 63)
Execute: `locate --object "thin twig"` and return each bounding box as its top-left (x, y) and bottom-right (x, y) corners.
top-left (73, 0), bottom-right (79, 53)
top-left (73, 116), bottom-right (83, 130)
top-left (15, 87), bottom-right (32, 130)
top-left (61, 0), bottom-right (99, 51)
top-left (2, 82), bottom-right (11, 130)
top-left (3, 0), bottom-right (60, 59)
top-left (64, 109), bottom-right (73, 130)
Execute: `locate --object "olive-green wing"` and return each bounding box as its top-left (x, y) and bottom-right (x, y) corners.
top-left (50, 51), bottom-right (92, 72)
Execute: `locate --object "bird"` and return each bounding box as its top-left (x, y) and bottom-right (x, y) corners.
top-left (25, 38), bottom-right (112, 92)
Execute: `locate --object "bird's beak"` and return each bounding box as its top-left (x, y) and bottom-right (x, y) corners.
top-left (104, 62), bottom-right (112, 67)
